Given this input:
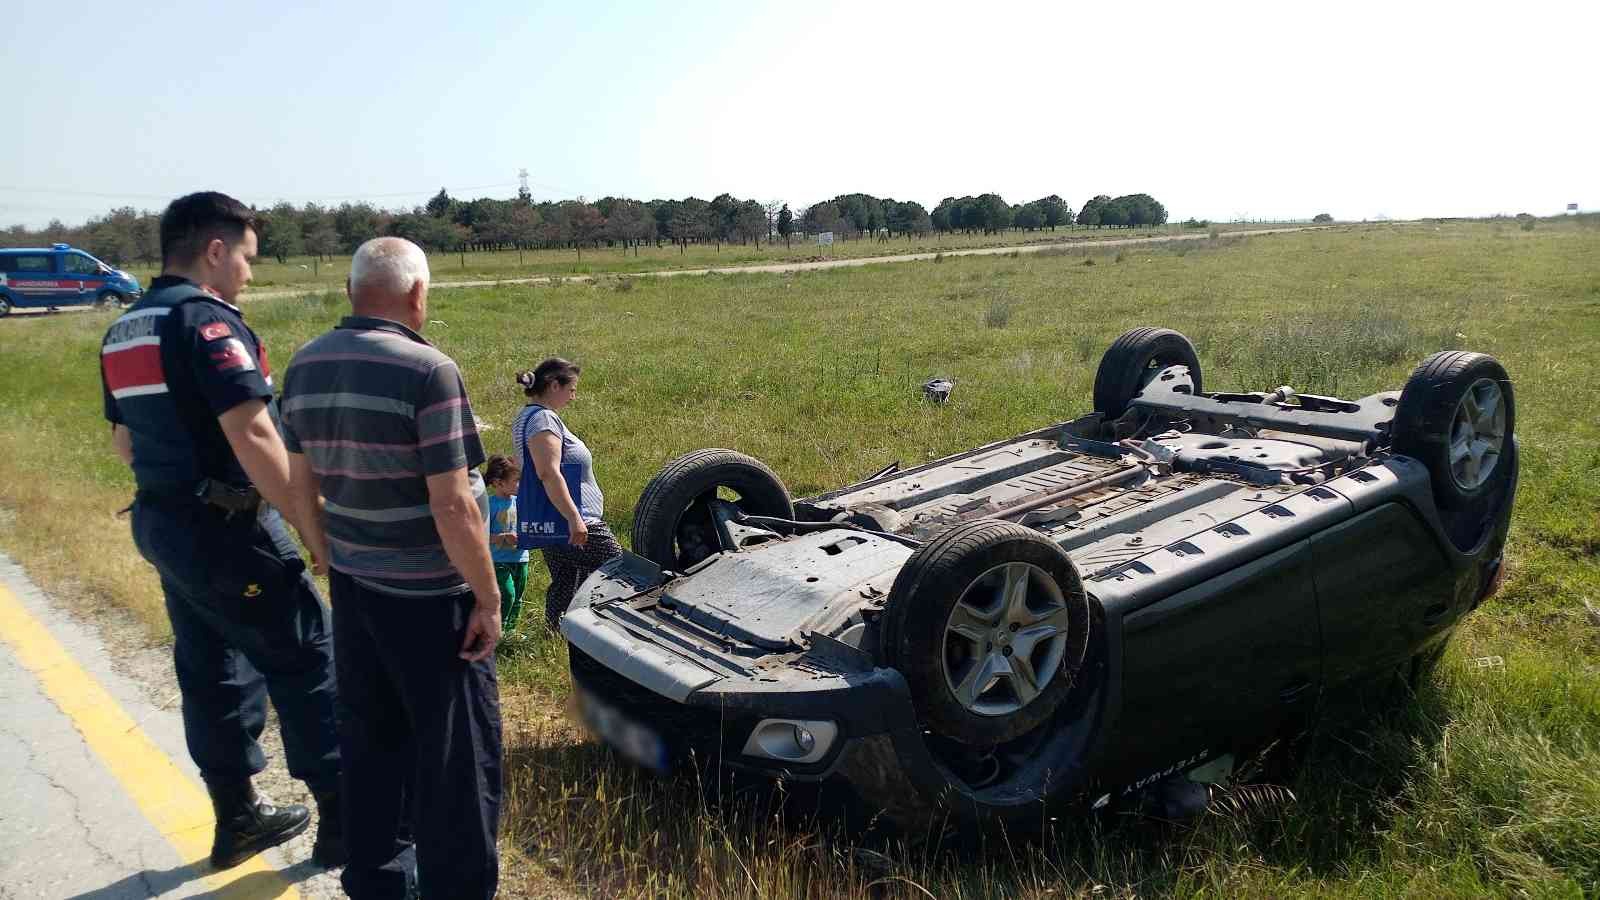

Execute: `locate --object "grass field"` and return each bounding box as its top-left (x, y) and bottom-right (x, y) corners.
top-left (2, 220), bottom-right (1597, 897)
top-left (105, 221), bottom-right (1295, 294)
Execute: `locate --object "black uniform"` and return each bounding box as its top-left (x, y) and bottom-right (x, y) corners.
top-left (100, 276), bottom-right (339, 790)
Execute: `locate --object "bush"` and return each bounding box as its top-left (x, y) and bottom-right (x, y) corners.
top-left (984, 297), bottom-right (1013, 328)
top-left (1082, 257), bottom-right (1096, 267)
top-left (1517, 213), bottom-right (1537, 231)
top-left (1313, 213), bottom-right (1334, 224)
top-left (1114, 251), bottom-right (1126, 264)
top-left (933, 252), bottom-right (945, 264)
top-left (1183, 217), bottom-right (1210, 228)
top-left (1208, 227), bottom-right (1221, 240)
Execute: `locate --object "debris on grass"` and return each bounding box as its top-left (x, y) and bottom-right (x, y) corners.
top-left (921, 377), bottom-right (954, 403)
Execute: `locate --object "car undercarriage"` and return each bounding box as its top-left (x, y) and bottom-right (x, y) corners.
top-left (561, 328), bottom-right (1517, 830)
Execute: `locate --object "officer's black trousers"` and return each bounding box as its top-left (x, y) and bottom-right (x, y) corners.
top-left (330, 570), bottom-right (502, 900)
top-left (130, 500), bottom-right (340, 789)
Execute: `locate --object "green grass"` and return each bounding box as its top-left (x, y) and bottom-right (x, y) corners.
top-left (107, 221), bottom-right (1301, 294)
top-left (2, 219), bottom-right (1597, 897)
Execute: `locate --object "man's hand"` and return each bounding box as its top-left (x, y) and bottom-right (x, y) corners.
top-left (459, 597), bottom-right (501, 661)
top-left (305, 532), bottom-right (331, 577)
top-left (426, 466), bottom-right (501, 652)
top-left (111, 424), bottom-right (134, 466)
top-left (287, 451), bottom-right (329, 575)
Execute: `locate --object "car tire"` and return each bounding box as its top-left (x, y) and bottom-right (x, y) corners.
top-left (881, 519), bottom-right (1091, 747)
top-left (1092, 327), bottom-right (1203, 420)
top-left (95, 290), bottom-right (122, 308)
top-left (0, 295), bottom-right (11, 317)
top-left (1392, 351), bottom-right (1514, 512)
top-left (632, 448), bottom-right (793, 570)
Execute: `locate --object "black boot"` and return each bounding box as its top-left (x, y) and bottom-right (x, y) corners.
top-left (311, 787), bottom-right (347, 868)
top-left (205, 777), bottom-right (311, 869)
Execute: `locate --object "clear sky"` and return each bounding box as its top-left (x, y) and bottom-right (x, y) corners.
top-left (3, 0), bottom-right (1594, 228)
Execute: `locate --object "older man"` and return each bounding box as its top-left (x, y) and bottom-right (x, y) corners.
top-left (280, 238), bottom-right (501, 900)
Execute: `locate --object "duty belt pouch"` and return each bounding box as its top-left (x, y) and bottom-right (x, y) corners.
top-left (196, 478), bottom-right (261, 516)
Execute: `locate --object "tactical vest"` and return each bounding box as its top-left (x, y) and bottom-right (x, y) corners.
top-left (100, 282), bottom-right (254, 492)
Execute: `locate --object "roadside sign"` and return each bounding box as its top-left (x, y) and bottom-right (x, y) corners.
top-left (817, 231), bottom-right (834, 247)
top-left (1568, 203), bottom-right (1579, 211)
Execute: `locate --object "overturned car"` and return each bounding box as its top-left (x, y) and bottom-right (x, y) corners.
top-left (561, 328), bottom-right (1517, 828)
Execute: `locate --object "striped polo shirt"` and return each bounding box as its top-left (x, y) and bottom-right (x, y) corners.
top-left (280, 315), bottom-right (486, 597)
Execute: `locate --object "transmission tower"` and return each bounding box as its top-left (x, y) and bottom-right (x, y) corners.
top-left (517, 169), bottom-right (531, 201)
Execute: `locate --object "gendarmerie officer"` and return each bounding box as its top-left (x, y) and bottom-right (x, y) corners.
top-left (99, 191), bottom-right (343, 870)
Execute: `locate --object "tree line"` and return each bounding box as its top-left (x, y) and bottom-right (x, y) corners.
top-left (0, 187), bottom-right (1169, 265)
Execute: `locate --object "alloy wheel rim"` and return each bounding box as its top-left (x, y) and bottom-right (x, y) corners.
top-left (942, 562), bottom-right (1071, 717)
top-left (1448, 377), bottom-right (1506, 491)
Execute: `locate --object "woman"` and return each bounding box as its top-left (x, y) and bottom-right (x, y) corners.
top-left (512, 357), bottom-right (621, 629)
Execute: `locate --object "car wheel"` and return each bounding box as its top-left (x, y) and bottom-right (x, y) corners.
top-left (881, 519), bottom-right (1091, 747)
top-left (1092, 327), bottom-right (1203, 420)
top-left (1392, 351), bottom-right (1514, 512)
top-left (95, 290), bottom-right (122, 308)
top-left (632, 448), bottom-right (793, 570)
top-left (0, 295), bottom-right (11, 317)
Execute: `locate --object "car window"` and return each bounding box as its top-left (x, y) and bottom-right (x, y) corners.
top-left (62, 253), bottom-right (100, 275)
top-left (0, 254), bottom-right (54, 273)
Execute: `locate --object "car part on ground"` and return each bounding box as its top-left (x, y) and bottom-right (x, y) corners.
top-left (564, 327), bottom-right (1517, 835)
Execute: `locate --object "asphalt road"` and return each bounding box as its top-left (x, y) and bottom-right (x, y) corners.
top-left (0, 553), bottom-right (321, 899)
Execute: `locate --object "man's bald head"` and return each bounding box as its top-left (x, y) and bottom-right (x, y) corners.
top-left (348, 237), bottom-right (430, 329)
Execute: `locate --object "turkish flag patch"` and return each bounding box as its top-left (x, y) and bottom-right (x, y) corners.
top-left (199, 321), bottom-right (232, 341)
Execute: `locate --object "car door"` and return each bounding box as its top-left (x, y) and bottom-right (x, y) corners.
top-left (1112, 540), bottom-right (1322, 781)
top-left (60, 251), bottom-right (104, 304)
top-left (2, 252), bottom-right (63, 308)
top-left (1310, 502), bottom-right (1456, 687)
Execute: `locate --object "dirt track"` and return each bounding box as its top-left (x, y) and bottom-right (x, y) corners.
top-left (247, 225), bottom-right (1322, 300)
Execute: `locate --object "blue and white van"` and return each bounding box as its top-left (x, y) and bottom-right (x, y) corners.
top-left (0, 244), bottom-right (143, 317)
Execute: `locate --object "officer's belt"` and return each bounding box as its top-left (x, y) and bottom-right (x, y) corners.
top-left (134, 479), bottom-right (261, 515)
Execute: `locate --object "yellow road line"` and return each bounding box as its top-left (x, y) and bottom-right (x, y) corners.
top-left (0, 581), bottom-right (301, 899)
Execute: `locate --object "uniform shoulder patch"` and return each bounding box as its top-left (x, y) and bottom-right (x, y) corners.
top-left (199, 321), bottom-right (233, 341)
top-left (209, 338), bottom-right (257, 373)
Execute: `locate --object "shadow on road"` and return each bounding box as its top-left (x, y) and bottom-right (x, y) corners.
top-left (68, 856), bottom-right (325, 900)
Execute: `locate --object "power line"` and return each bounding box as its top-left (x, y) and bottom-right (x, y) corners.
top-left (0, 181), bottom-right (525, 205)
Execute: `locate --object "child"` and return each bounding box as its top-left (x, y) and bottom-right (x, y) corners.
top-left (484, 455), bottom-right (529, 636)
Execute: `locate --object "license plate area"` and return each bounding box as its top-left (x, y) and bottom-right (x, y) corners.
top-left (577, 686), bottom-right (670, 772)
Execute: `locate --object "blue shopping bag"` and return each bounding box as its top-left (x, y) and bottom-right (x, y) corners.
top-left (516, 406), bottom-right (586, 549)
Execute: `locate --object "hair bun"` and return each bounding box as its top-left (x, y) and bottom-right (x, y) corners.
top-left (515, 370), bottom-right (534, 386)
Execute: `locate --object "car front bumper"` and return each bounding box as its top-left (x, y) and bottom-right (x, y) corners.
top-left (563, 606), bottom-right (918, 783)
